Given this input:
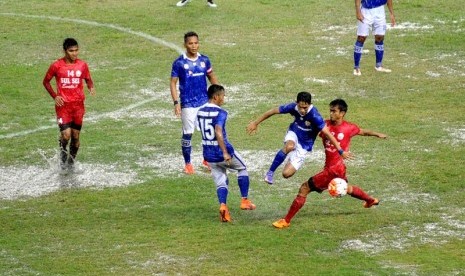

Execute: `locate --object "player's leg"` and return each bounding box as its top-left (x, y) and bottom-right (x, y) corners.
top-left (373, 35), bottom-right (390, 72)
top-left (56, 104), bottom-right (72, 169)
top-left (68, 103), bottom-right (84, 168)
top-left (68, 127), bottom-right (81, 168)
top-left (347, 184), bottom-right (379, 208)
top-left (181, 107), bottom-right (197, 174)
top-left (372, 5), bottom-right (391, 72)
top-left (354, 8), bottom-right (370, 75)
top-left (265, 132), bottom-right (296, 184)
top-left (272, 179), bottom-right (312, 229)
top-left (281, 141), bottom-right (306, 179)
top-left (273, 169), bottom-right (332, 228)
top-left (354, 36), bottom-right (366, 76)
top-left (228, 151), bottom-right (256, 210)
top-left (58, 127), bottom-right (72, 169)
top-left (281, 179), bottom-right (311, 224)
top-left (281, 160), bottom-right (297, 179)
top-left (210, 163), bottom-right (231, 222)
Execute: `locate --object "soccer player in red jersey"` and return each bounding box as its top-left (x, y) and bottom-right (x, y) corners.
top-left (272, 99), bottom-right (387, 228)
top-left (43, 38), bottom-right (95, 170)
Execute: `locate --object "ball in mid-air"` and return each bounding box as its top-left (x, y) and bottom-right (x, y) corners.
top-left (328, 178), bottom-right (348, 197)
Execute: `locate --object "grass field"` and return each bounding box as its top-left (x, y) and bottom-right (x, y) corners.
top-left (1, 0), bottom-right (464, 275)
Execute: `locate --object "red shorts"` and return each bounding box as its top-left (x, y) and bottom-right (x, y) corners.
top-left (55, 101), bottom-right (85, 129)
top-left (311, 161), bottom-right (347, 192)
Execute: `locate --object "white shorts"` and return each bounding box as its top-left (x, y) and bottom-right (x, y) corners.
top-left (210, 151), bottom-right (248, 190)
top-left (182, 106), bottom-right (202, 135)
top-left (284, 131), bottom-right (308, 171)
top-left (357, 5), bottom-right (387, 36)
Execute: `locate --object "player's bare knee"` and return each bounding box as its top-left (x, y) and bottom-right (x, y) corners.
top-left (374, 35), bottom-right (384, 43)
top-left (298, 181), bottom-right (311, 197)
top-left (282, 171), bottom-right (293, 179)
top-left (60, 134), bottom-right (71, 142)
top-left (346, 185), bottom-right (353, 195)
top-left (357, 36), bottom-right (367, 43)
top-left (283, 143), bottom-right (295, 153)
top-left (283, 168), bottom-right (296, 178)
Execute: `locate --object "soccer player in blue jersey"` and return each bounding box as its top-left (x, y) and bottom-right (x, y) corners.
top-left (247, 92), bottom-right (350, 184)
top-left (197, 84), bottom-right (256, 222)
top-left (353, 0), bottom-right (396, 76)
top-left (170, 31), bottom-right (218, 174)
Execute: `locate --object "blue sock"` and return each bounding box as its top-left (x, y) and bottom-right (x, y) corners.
top-left (269, 150), bottom-right (287, 173)
top-left (181, 134), bottom-right (192, 164)
top-left (217, 187), bottom-right (228, 204)
top-left (237, 175), bottom-right (250, 198)
top-left (354, 40), bottom-right (364, 68)
top-left (375, 40), bottom-right (384, 67)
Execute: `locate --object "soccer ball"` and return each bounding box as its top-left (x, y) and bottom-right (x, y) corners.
top-left (328, 178), bottom-right (348, 197)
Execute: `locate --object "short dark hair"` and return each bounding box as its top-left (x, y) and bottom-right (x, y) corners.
top-left (184, 31), bottom-right (198, 43)
top-left (296, 91), bottom-right (312, 104)
top-left (63, 38), bottom-right (78, 50)
top-left (329, 99), bottom-right (348, 113)
top-left (207, 84), bottom-right (225, 99)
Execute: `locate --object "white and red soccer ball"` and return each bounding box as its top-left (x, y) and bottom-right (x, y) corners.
top-left (328, 178), bottom-right (348, 197)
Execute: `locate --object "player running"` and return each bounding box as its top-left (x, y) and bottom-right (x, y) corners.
top-left (170, 31), bottom-right (218, 174)
top-left (43, 38), bottom-right (95, 171)
top-left (197, 84), bottom-right (256, 222)
top-left (272, 99), bottom-right (387, 229)
top-left (246, 92), bottom-right (350, 184)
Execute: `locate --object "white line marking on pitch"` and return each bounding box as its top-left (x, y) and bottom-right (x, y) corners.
top-left (0, 12), bottom-right (182, 139)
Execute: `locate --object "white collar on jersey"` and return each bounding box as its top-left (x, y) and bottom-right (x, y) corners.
top-left (183, 52), bottom-right (202, 61)
top-left (294, 104), bottom-right (313, 116)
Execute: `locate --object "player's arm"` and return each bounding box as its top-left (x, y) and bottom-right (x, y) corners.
top-left (321, 126), bottom-right (353, 160)
top-left (246, 107), bottom-right (280, 135)
top-left (43, 65), bottom-right (65, 107)
top-left (355, 0), bottom-right (363, 22)
top-left (42, 66), bottom-right (56, 99)
top-left (386, 0), bottom-right (396, 27)
top-left (207, 71), bottom-right (218, 85)
top-left (83, 64), bottom-right (95, 96)
top-left (359, 128), bottom-right (388, 139)
top-left (85, 77), bottom-right (95, 96)
top-left (215, 125), bottom-right (231, 163)
top-left (170, 76), bottom-right (181, 117)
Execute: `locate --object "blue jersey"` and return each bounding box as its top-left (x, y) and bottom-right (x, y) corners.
top-left (171, 53), bottom-right (212, 108)
top-left (361, 0), bottom-right (387, 9)
top-left (197, 103), bottom-right (234, 162)
top-left (279, 103), bottom-right (326, 151)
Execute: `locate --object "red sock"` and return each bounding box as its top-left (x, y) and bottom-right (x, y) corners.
top-left (349, 185), bottom-right (373, 202)
top-left (284, 195), bottom-right (306, 223)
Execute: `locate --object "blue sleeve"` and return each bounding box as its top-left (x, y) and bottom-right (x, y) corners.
top-left (312, 109), bottom-right (326, 131)
top-left (215, 110), bottom-right (227, 128)
top-left (171, 58), bottom-right (181, 78)
top-left (204, 56), bottom-right (212, 71)
top-left (278, 102), bottom-right (296, 114)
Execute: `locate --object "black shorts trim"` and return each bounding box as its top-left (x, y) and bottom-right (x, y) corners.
top-left (59, 123), bottom-right (82, 132)
top-left (308, 177), bottom-right (324, 193)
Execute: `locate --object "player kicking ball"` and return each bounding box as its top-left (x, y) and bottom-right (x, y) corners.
top-left (247, 92), bottom-right (349, 184)
top-left (273, 99), bottom-right (387, 229)
top-left (197, 84), bottom-right (256, 222)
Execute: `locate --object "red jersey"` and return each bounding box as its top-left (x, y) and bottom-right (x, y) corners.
top-left (43, 58), bottom-right (93, 103)
top-left (320, 120), bottom-right (360, 168)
